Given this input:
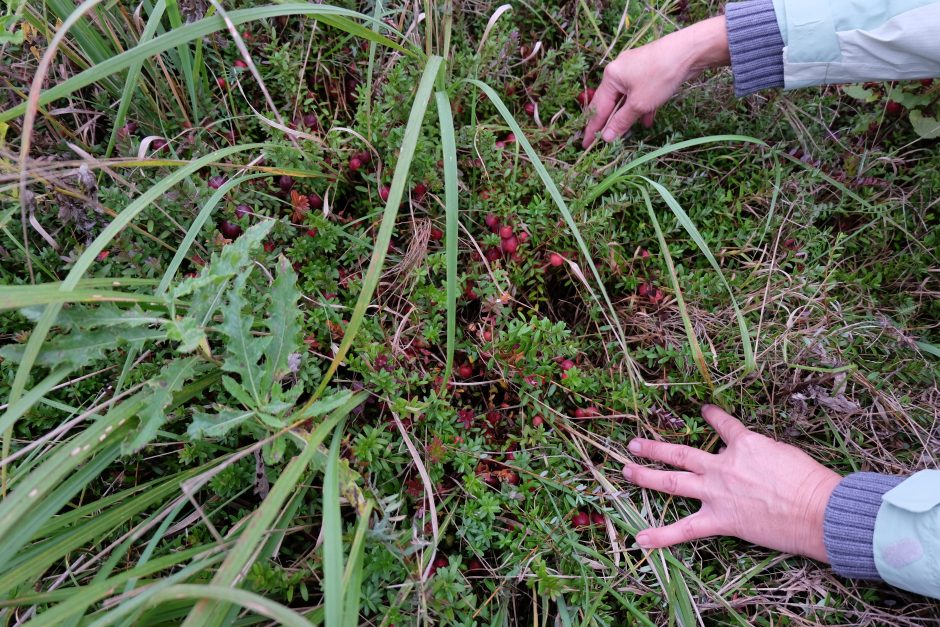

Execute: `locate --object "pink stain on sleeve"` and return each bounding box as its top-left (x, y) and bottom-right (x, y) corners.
top-left (882, 538), bottom-right (924, 569)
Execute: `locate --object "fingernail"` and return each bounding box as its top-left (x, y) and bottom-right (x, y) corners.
top-left (602, 129), bottom-right (615, 142)
top-left (622, 465), bottom-right (633, 480)
top-left (628, 440), bottom-right (641, 454)
top-left (636, 533), bottom-right (651, 548)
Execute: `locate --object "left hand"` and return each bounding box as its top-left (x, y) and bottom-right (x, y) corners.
top-left (623, 405), bottom-right (842, 562)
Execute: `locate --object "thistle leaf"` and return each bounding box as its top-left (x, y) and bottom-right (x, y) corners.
top-left (219, 272), bottom-right (271, 407)
top-left (188, 408), bottom-right (256, 439)
top-left (0, 327), bottom-right (166, 369)
top-left (260, 258), bottom-right (302, 395)
top-left (124, 357), bottom-right (200, 453)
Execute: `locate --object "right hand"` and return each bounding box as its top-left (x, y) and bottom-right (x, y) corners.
top-left (582, 16), bottom-right (731, 148)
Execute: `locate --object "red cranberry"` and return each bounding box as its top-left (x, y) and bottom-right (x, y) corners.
top-left (219, 220), bottom-right (242, 238)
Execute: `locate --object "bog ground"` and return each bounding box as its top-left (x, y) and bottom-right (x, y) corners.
top-left (0, 0), bottom-right (938, 625)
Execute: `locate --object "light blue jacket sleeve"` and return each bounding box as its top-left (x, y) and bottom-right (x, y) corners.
top-left (769, 0), bottom-right (940, 88)
top-left (873, 470), bottom-right (940, 599)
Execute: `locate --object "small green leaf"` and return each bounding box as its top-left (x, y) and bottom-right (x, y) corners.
top-left (842, 84), bottom-right (878, 102)
top-left (910, 109), bottom-right (940, 139)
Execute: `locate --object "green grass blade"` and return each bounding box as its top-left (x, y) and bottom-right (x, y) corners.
top-left (342, 501), bottom-right (373, 627)
top-left (0, 5), bottom-right (411, 122)
top-left (155, 585), bottom-right (313, 627)
top-left (181, 393), bottom-right (366, 626)
top-left (164, 0), bottom-right (198, 120)
top-left (435, 90), bottom-right (459, 392)
top-left (641, 177), bottom-right (755, 375)
top-left (0, 286), bottom-right (160, 309)
top-left (309, 55), bottom-right (443, 401)
top-left (584, 135), bottom-right (766, 205)
top-left (4, 144), bottom-right (261, 461)
top-left (323, 420), bottom-right (346, 627)
top-left (639, 187), bottom-right (713, 389)
top-left (104, 0), bottom-right (167, 159)
top-left (467, 79), bottom-right (637, 378)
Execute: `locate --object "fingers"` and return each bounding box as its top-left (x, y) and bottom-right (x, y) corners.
top-left (623, 464), bottom-right (703, 499)
top-left (628, 438), bottom-right (711, 473)
top-left (582, 81), bottom-right (621, 148)
top-left (701, 404), bottom-right (749, 445)
top-left (600, 102), bottom-right (642, 142)
top-left (634, 511), bottom-right (719, 549)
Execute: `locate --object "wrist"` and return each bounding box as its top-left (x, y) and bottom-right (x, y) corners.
top-left (681, 16), bottom-right (732, 77)
top-left (801, 470), bottom-right (842, 562)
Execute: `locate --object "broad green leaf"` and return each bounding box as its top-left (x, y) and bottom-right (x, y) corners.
top-left (188, 408), bottom-right (256, 439)
top-left (124, 357), bottom-right (200, 453)
top-left (260, 258), bottom-right (302, 394)
top-left (0, 327), bottom-right (166, 369)
top-left (20, 303), bottom-right (165, 329)
top-left (219, 272), bottom-right (271, 406)
top-left (910, 109), bottom-right (940, 139)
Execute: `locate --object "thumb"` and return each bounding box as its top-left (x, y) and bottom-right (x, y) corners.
top-left (601, 102), bottom-right (642, 143)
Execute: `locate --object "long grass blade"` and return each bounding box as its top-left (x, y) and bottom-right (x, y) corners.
top-left (641, 177), bottom-right (755, 375)
top-left (323, 420), bottom-right (346, 626)
top-left (639, 186), bottom-right (713, 389)
top-left (0, 5), bottom-right (411, 122)
top-left (103, 0), bottom-right (167, 159)
top-left (155, 585), bottom-right (313, 627)
top-left (435, 90), bottom-right (459, 392)
top-left (181, 394), bottom-right (365, 626)
top-left (309, 55), bottom-right (443, 402)
top-left (584, 135), bottom-right (766, 205)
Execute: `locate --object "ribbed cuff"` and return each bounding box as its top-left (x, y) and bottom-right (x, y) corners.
top-left (726, 0), bottom-right (785, 96)
top-left (823, 472), bottom-right (906, 580)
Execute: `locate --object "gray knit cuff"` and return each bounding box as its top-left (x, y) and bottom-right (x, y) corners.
top-left (823, 472), bottom-right (906, 580)
top-left (726, 0), bottom-right (785, 96)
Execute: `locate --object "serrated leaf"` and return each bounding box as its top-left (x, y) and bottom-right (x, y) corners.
top-left (31, 303), bottom-right (165, 330)
top-left (910, 109), bottom-right (940, 139)
top-left (260, 258), bottom-right (302, 394)
top-left (166, 316), bottom-right (206, 353)
top-left (172, 221), bottom-right (274, 301)
top-left (219, 272), bottom-right (271, 407)
top-left (221, 375), bottom-right (256, 409)
top-left (188, 408), bottom-right (256, 439)
top-left (295, 390), bottom-right (355, 420)
top-left (0, 327), bottom-right (166, 369)
top-left (170, 221), bottom-right (275, 331)
top-left (256, 412), bottom-right (285, 429)
top-left (124, 357), bottom-right (199, 453)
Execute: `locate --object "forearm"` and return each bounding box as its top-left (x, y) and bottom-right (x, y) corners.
top-left (824, 470), bottom-right (940, 600)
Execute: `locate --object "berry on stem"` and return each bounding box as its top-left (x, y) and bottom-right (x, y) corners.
top-left (572, 511), bottom-right (590, 528)
top-left (549, 252), bottom-right (564, 267)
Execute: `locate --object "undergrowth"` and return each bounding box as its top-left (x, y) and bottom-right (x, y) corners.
top-left (0, 0), bottom-right (937, 625)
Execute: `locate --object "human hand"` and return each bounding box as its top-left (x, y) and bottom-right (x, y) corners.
top-left (623, 405), bottom-right (842, 562)
top-left (582, 16), bottom-right (731, 148)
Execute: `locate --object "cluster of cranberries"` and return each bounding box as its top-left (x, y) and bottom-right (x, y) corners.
top-left (571, 511), bottom-right (606, 529)
top-left (482, 213), bottom-right (528, 262)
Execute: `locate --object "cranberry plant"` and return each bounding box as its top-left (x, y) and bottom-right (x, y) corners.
top-left (2, 0), bottom-right (937, 625)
